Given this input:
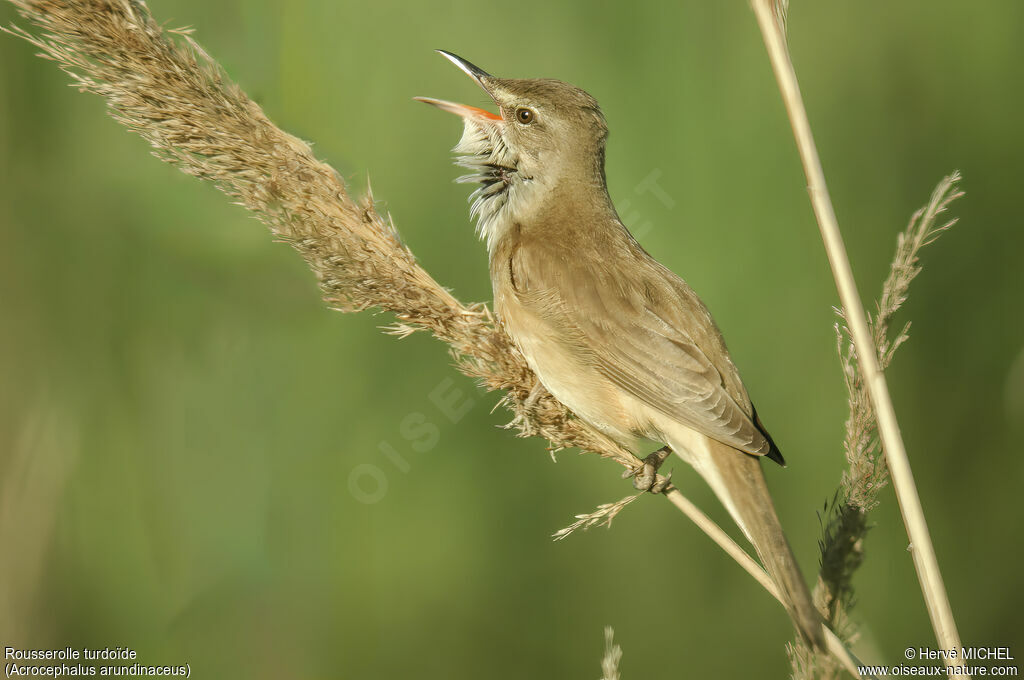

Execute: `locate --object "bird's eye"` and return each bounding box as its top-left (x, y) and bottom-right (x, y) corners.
top-left (514, 107), bottom-right (535, 125)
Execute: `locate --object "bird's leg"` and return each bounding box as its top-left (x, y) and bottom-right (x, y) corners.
top-left (623, 445), bottom-right (673, 493)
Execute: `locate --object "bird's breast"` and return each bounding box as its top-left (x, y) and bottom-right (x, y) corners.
top-left (491, 240), bottom-right (651, 450)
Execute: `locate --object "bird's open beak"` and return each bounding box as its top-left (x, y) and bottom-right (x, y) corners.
top-left (414, 50), bottom-right (502, 121)
top-left (413, 97), bottom-right (502, 121)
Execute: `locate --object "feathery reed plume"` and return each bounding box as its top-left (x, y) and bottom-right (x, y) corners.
top-left (4, 0), bottom-right (639, 472)
top-left (822, 174), bottom-right (962, 621)
top-left (552, 494), bottom-right (642, 540)
top-left (753, 0), bottom-right (967, 674)
top-left (600, 627), bottom-right (623, 680)
top-left (789, 173), bottom-right (962, 680)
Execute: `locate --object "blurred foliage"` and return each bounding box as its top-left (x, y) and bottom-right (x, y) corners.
top-left (1, 1), bottom-right (1021, 678)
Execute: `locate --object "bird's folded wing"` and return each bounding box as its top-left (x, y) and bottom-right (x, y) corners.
top-left (513, 250), bottom-right (771, 456)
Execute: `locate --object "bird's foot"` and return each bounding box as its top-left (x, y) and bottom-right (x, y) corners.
top-left (623, 445), bottom-right (673, 494)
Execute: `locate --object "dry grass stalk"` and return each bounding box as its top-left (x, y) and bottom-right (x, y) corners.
top-left (752, 0), bottom-right (966, 674)
top-left (821, 174), bottom-right (962, 612)
top-left (791, 174), bottom-right (962, 679)
top-left (790, 174), bottom-right (962, 680)
top-left (849, 174), bottom-right (960, 509)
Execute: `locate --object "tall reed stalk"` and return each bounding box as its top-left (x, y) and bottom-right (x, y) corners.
top-left (751, 1), bottom-right (966, 677)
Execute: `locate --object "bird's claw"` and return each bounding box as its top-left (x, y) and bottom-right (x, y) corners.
top-left (623, 446), bottom-right (673, 494)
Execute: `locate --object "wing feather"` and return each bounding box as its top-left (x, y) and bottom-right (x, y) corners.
top-left (510, 244), bottom-right (772, 456)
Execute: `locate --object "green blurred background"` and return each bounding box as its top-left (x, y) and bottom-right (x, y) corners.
top-left (1, 1), bottom-right (1021, 677)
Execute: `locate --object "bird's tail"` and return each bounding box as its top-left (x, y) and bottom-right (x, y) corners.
top-left (668, 432), bottom-right (825, 649)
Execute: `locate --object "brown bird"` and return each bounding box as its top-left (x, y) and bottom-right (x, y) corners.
top-left (417, 51), bottom-right (824, 648)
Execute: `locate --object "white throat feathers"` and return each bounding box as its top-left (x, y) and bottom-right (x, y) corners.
top-left (452, 117), bottom-right (532, 254)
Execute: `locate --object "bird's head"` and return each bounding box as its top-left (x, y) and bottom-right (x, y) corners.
top-left (416, 51), bottom-right (609, 250)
